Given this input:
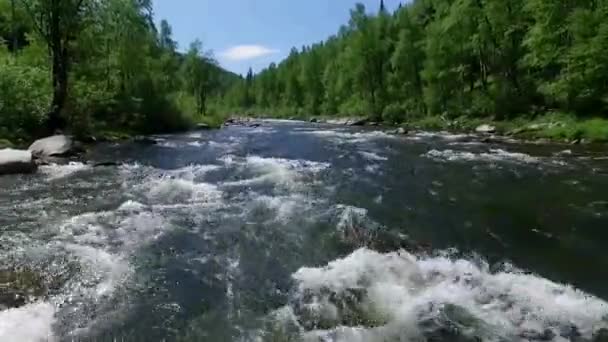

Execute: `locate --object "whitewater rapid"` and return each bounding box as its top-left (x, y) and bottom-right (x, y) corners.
top-left (1, 123), bottom-right (607, 341)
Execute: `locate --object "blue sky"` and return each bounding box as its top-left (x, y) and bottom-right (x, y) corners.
top-left (153, 0), bottom-right (403, 75)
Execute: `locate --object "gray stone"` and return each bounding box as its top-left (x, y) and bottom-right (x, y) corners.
top-left (349, 118), bottom-right (369, 126)
top-left (28, 135), bottom-right (76, 157)
top-left (396, 127), bottom-right (407, 134)
top-left (475, 124), bottom-right (497, 134)
top-left (593, 328), bottom-right (608, 342)
top-left (0, 148), bottom-right (37, 175)
top-left (196, 123), bottom-right (211, 130)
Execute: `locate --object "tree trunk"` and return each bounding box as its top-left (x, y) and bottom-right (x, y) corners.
top-left (47, 4), bottom-right (68, 134)
top-left (11, 0), bottom-right (17, 52)
top-left (48, 51), bottom-right (68, 133)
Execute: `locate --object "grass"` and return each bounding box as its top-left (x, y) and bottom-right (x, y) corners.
top-left (197, 112), bottom-right (226, 128)
top-left (0, 138), bottom-right (15, 149)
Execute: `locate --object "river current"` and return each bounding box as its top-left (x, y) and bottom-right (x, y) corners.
top-left (1, 120), bottom-right (607, 341)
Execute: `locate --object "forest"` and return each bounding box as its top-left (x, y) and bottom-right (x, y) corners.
top-left (0, 0), bottom-right (236, 146)
top-left (219, 0), bottom-right (608, 141)
top-left (3, 0), bottom-right (608, 144)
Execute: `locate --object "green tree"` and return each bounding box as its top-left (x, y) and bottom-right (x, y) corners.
top-left (182, 39), bottom-right (217, 116)
top-left (19, 0), bottom-right (90, 132)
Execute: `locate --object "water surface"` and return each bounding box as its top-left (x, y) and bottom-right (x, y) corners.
top-left (1, 120), bottom-right (607, 341)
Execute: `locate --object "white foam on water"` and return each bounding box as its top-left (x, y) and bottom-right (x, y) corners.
top-left (158, 141), bottom-right (178, 148)
top-left (425, 149), bottom-right (540, 164)
top-left (296, 130), bottom-right (396, 144)
top-left (249, 126), bottom-right (276, 134)
top-left (147, 177), bottom-right (222, 205)
top-left (65, 244), bottom-right (131, 297)
top-left (260, 119), bottom-right (305, 123)
top-left (251, 194), bottom-right (314, 223)
top-left (412, 131), bottom-right (473, 141)
top-left (115, 211), bottom-right (168, 247)
top-left (0, 301), bottom-right (57, 342)
top-left (359, 151), bottom-right (388, 162)
top-left (186, 141), bottom-right (205, 147)
top-left (221, 156), bottom-right (329, 189)
top-left (275, 248), bottom-right (608, 342)
top-left (165, 164), bottom-right (222, 181)
top-left (186, 132), bottom-right (204, 139)
top-left (364, 164), bottom-right (381, 174)
top-left (117, 200), bottom-right (147, 212)
top-left (448, 141), bottom-right (484, 146)
top-left (39, 162), bottom-right (90, 180)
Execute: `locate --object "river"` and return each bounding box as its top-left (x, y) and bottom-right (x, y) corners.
top-left (1, 120), bottom-right (608, 341)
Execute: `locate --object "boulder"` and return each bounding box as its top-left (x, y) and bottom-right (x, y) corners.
top-left (28, 135), bottom-right (76, 157)
top-left (196, 123), bottom-right (211, 130)
top-left (309, 118), bottom-right (318, 123)
top-left (593, 328), bottom-right (608, 342)
top-left (326, 118), bottom-right (349, 125)
top-left (475, 124), bottom-right (496, 134)
top-left (349, 118), bottom-right (369, 126)
top-left (396, 127), bottom-right (408, 134)
top-left (0, 149), bottom-right (37, 175)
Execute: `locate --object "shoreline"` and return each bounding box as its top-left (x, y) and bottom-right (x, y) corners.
top-left (228, 112), bottom-right (608, 145)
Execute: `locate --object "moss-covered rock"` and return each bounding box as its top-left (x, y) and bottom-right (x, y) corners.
top-left (0, 268), bottom-right (47, 310)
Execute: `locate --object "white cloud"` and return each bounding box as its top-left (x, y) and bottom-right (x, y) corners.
top-left (220, 45), bottom-right (279, 61)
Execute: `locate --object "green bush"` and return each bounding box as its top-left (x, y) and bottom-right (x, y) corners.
top-left (414, 115), bottom-right (449, 130)
top-left (0, 56), bottom-right (51, 138)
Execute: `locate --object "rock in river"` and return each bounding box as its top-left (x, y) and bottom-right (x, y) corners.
top-left (28, 135), bottom-right (78, 157)
top-left (0, 269), bottom-right (47, 310)
top-left (196, 123), bottom-right (211, 130)
top-left (0, 148), bottom-right (37, 175)
top-left (475, 124), bottom-right (497, 134)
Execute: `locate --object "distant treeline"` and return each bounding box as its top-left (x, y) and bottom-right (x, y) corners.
top-left (219, 0), bottom-right (608, 124)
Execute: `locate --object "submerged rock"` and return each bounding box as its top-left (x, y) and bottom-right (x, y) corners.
top-left (133, 136), bottom-right (158, 145)
top-left (593, 328), bottom-right (608, 342)
top-left (0, 269), bottom-right (47, 310)
top-left (93, 161), bottom-right (120, 167)
top-left (475, 124), bottom-right (497, 134)
top-left (0, 148), bottom-right (37, 175)
top-left (29, 135), bottom-right (80, 157)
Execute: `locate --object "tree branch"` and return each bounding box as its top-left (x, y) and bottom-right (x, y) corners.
top-left (18, 0), bottom-right (48, 41)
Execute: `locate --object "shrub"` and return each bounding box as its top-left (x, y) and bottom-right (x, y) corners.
top-left (0, 56), bottom-right (51, 138)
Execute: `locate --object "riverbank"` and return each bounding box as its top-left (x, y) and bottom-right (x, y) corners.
top-left (406, 112), bottom-right (608, 144)
top-left (234, 111), bottom-right (608, 144)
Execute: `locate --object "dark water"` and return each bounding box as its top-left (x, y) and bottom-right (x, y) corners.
top-left (1, 120), bottom-right (608, 341)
